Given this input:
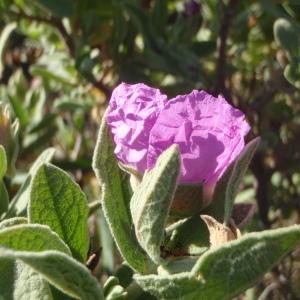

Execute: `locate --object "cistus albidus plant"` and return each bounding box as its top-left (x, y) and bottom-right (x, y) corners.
top-left (0, 83), bottom-right (300, 300)
top-left (2, 0), bottom-right (300, 299)
top-left (92, 83), bottom-right (300, 299)
top-left (1, 82), bottom-right (300, 300)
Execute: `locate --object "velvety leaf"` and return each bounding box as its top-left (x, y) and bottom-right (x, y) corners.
top-left (0, 248), bottom-right (104, 300)
top-left (209, 138), bottom-right (260, 224)
top-left (130, 145), bottom-right (180, 264)
top-left (0, 258), bottom-right (54, 300)
top-left (136, 225), bottom-right (300, 299)
top-left (191, 225), bottom-right (300, 299)
top-left (0, 223), bottom-right (72, 299)
top-left (14, 262), bottom-right (53, 300)
top-left (0, 217), bottom-right (27, 230)
top-left (134, 272), bottom-right (200, 300)
top-left (92, 112), bottom-right (151, 273)
top-left (223, 137), bottom-right (260, 224)
top-left (5, 148), bottom-right (55, 218)
top-left (0, 224), bottom-right (71, 254)
top-left (0, 145), bottom-right (7, 179)
top-left (29, 163), bottom-right (89, 262)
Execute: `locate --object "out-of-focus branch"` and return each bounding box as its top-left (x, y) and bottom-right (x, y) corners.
top-left (251, 152), bottom-right (272, 229)
top-left (215, 0), bottom-right (240, 101)
top-left (5, 10), bottom-right (76, 56)
top-left (249, 72), bottom-right (296, 111)
top-left (91, 80), bottom-right (111, 99)
top-left (258, 282), bottom-right (279, 300)
top-left (5, 10), bottom-right (111, 98)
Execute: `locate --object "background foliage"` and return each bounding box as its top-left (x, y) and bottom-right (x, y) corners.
top-left (1, 0), bottom-right (300, 299)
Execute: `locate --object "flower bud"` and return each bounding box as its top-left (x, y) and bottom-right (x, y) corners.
top-left (0, 103), bottom-right (19, 175)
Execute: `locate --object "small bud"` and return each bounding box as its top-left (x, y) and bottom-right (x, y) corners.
top-left (0, 104), bottom-right (10, 146)
top-left (201, 215), bottom-right (241, 248)
top-left (0, 102), bottom-right (19, 175)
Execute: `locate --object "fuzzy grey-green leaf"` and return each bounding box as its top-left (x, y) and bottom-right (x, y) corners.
top-left (5, 147), bottom-right (55, 218)
top-left (223, 137), bottom-right (260, 224)
top-left (92, 112), bottom-right (151, 273)
top-left (0, 217), bottom-right (27, 230)
top-left (136, 225), bottom-right (300, 300)
top-left (134, 272), bottom-right (200, 300)
top-left (0, 224), bottom-right (71, 254)
top-left (191, 225), bottom-right (300, 300)
top-left (13, 262), bottom-right (53, 300)
top-left (207, 138), bottom-right (259, 223)
top-left (130, 145), bottom-right (180, 264)
top-left (29, 163), bottom-right (89, 262)
top-left (0, 248), bottom-right (104, 300)
top-left (0, 258), bottom-right (54, 300)
top-left (0, 223), bottom-right (71, 300)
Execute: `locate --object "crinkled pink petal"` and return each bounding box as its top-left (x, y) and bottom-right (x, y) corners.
top-left (106, 82), bottom-right (167, 172)
top-left (106, 83), bottom-right (250, 185)
top-left (147, 90), bottom-right (250, 184)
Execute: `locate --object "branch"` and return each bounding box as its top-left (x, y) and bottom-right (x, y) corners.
top-left (91, 80), bottom-right (111, 100)
top-left (5, 10), bottom-right (75, 56)
top-left (250, 152), bottom-right (271, 229)
top-left (5, 10), bottom-right (111, 98)
top-left (215, 0), bottom-right (240, 100)
top-left (250, 71), bottom-right (296, 111)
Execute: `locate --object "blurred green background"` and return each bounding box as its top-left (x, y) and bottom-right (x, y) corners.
top-left (1, 0), bottom-right (300, 298)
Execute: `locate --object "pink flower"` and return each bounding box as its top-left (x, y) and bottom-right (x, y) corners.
top-left (106, 83), bottom-right (250, 185)
top-left (148, 91), bottom-right (250, 184)
top-left (106, 82), bottom-right (167, 172)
